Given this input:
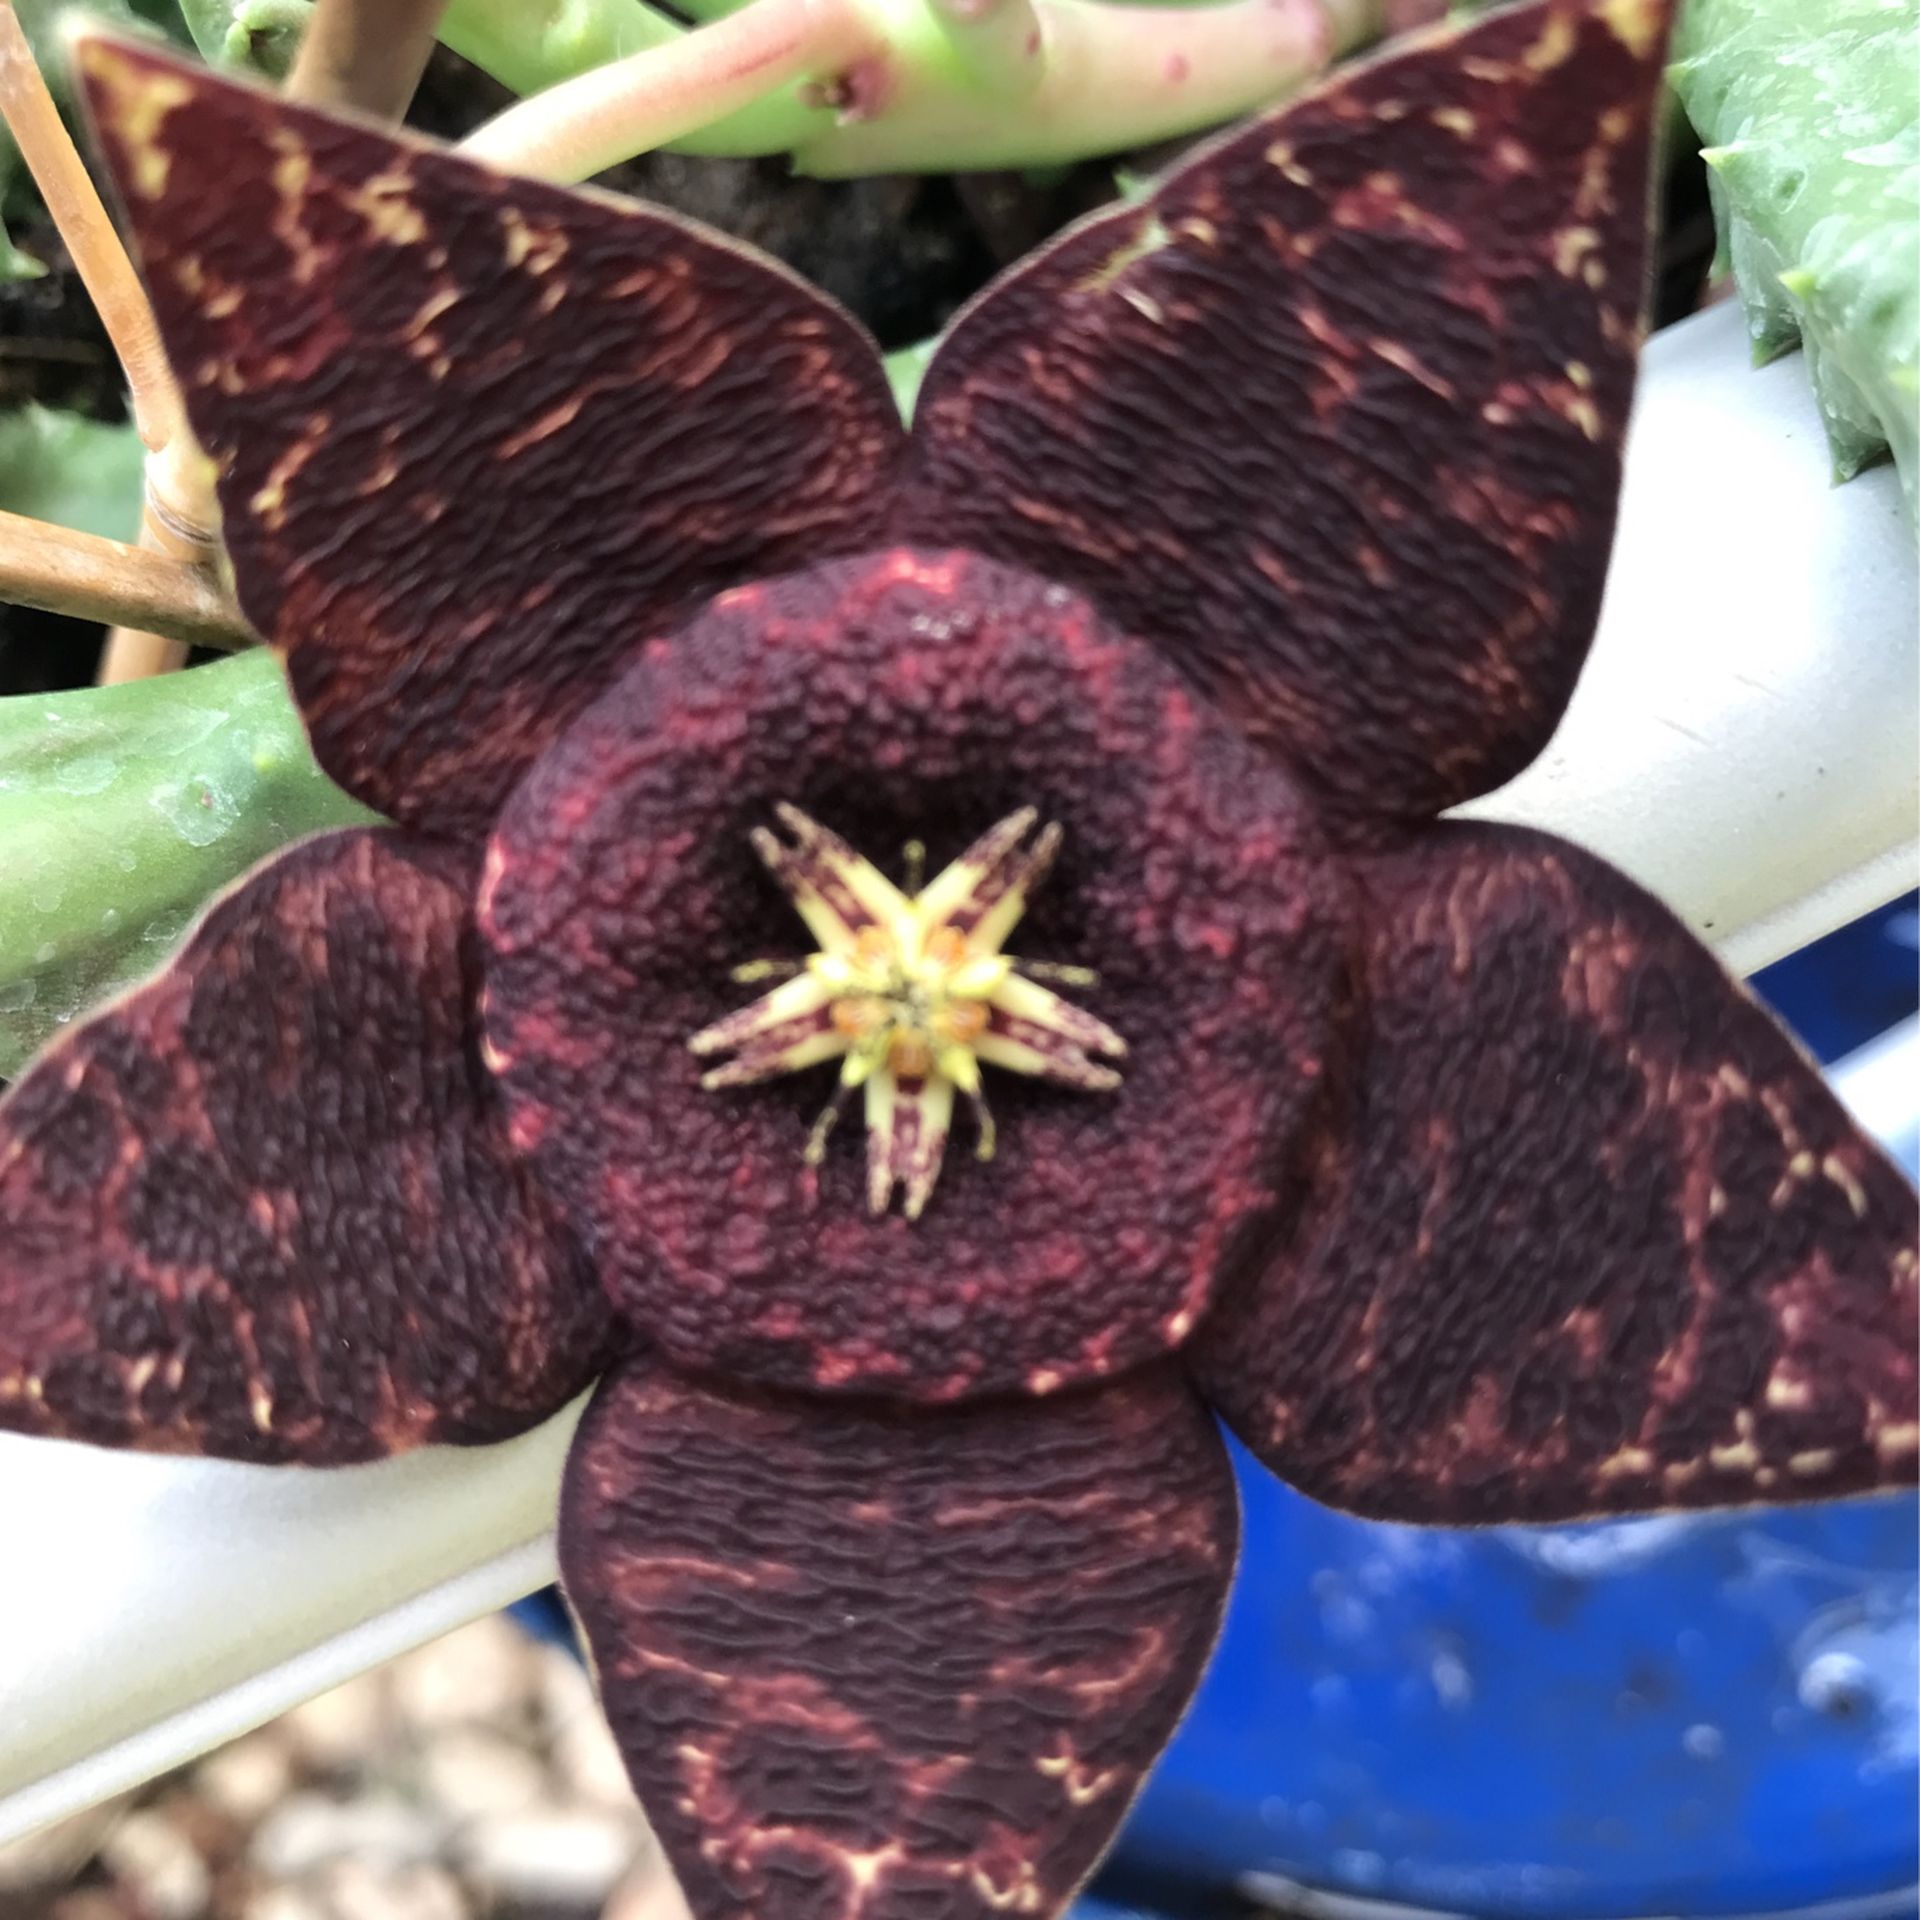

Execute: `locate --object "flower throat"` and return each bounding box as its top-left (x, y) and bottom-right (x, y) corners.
top-left (689, 804), bottom-right (1126, 1219)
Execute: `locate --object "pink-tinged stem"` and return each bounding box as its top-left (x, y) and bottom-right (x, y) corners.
top-left (801, 0), bottom-right (1392, 175)
top-left (928, 0), bottom-right (1045, 97)
top-left (459, 0), bottom-right (879, 183)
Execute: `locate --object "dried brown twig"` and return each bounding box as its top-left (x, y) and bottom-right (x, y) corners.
top-left (0, 0), bottom-right (450, 683)
top-left (0, 504), bottom-right (250, 646)
top-left (0, 1), bottom-right (232, 679)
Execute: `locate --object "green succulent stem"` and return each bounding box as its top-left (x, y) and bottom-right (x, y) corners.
top-left (438, 0), bottom-right (683, 94)
top-left (884, 335), bottom-right (938, 419)
top-left (451, 0), bottom-right (1390, 180)
top-left (922, 0), bottom-right (1046, 99)
top-left (286, 0), bottom-right (449, 118)
top-left (1672, 0), bottom-right (1919, 513)
top-left (807, 0), bottom-right (1382, 177)
top-left (457, 0), bottom-right (855, 173)
top-left (0, 649), bottom-right (373, 1081)
top-left (176, 0), bottom-right (309, 71)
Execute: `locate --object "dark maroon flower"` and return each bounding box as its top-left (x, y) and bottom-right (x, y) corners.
top-left (3, 5), bottom-right (1914, 1913)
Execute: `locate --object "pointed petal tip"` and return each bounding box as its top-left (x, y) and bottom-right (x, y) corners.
top-left (84, 71), bottom-right (902, 840)
top-left (69, 29), bottom-right (201, 208)
top-left (898, 0), bottom-right (1677, 824)
top-left (65, 23), bottom-right (143, 81)
top-left (560, 1357), bottom-right (1238, 1919)
top-left (1598, 0), bottom-right (1673, 59)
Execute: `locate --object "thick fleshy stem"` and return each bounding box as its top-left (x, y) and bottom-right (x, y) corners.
top-left (286, 0), bottom-right (451, 118)
top-left (458, 0), bottom-right (876, 179)
top-left (175, 0), bottom-right (309, 69)
top-left (457, 0), bottom-right (1405, 182)
top-left (0, 3), bottom-right (231, 681)
top-left (927, 0), bottom-right (1045, 99)
top-left (806, 0), bottom-right (1391, 176)
top-left (440, 0), bottom-right (830, 159)
top-left (439, 0), bottom-right (684, 92)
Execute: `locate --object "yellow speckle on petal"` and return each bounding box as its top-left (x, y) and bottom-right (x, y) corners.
top-left (1523, 10), bottom-right (1578, 70)
top-left (79, 51), bottom-right (190, 201)
top-left (1598, 0), bottom-right (1663, 58)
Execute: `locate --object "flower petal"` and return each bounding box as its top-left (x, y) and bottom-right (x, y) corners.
top-left (0, 830), bottom-right (610, 1463)
top-left (559, 1355), bottom-right (1237, 1920)
top-left (897, 0), bottom-right (1672, 826)
top-left (1193, 824), bottom-right (1919, 1524)
top-left (483, 549), bottom-right (1350, 1403)
top-left (75, 38), bottom-right (903, 843)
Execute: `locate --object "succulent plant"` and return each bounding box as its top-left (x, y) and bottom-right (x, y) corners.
top-left (1672, 0), bottom-right (1920, 511)
top-left (1, 6), bottom-right (1915, 1916)
top-left (0, 647), bottom-right (369, 1080)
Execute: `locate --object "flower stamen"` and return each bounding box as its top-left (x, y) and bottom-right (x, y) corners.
top-left (689, 803), bottom-right (1126, 1219)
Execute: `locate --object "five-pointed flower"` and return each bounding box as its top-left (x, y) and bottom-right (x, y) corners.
top-left (1, 5), bottom-right (1915, 1916)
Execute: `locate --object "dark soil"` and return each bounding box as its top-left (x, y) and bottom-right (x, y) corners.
top-left (407, 46), bottom-right (1118, 349)
top-left (0, 219), bottom-right (124, 420)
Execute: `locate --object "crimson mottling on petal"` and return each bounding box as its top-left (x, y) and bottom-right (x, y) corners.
top-left (560, 1356), bottom-right (1238, 1920)
top-left (0, 831), bottom-right (610, 1464)
top-left (76, 36), bottom-right (904, 843)
top-left (897, 0), bottom-right (1676, 829)
top-left (1194, 823), bottom-right (1920, 1524)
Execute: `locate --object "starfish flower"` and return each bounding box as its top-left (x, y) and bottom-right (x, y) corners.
top-left (2, 4), bottom-right (1915, 1913)
top-left (683, 802), bottom-right (1129, 1220)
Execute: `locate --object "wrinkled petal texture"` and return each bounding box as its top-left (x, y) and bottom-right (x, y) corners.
top-left (898, 0), bottom-right (1670, 826)
top-left (1195, 824), bottom-right (1920, 1523)
top-left (0, 831), bottom-right (609, 1463)
top-left (77, 39), bottom-right (904, 843)
top-left (560, 1355), bottom-right (1237, 1920)
top-left (483, 549), bottom-right (1349, 1402)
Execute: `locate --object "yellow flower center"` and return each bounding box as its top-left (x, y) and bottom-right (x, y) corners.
top-left (688, 804), bottom-right (1126, 1219)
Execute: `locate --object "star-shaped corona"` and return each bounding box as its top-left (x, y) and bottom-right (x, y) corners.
top-left (689, 803), bottom-right (1126, 1219)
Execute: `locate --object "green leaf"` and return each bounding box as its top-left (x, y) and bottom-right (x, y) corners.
top-left (1674, 0), bottom-right (1920, 513)
top-left (437, 0), bottom-right (825, 159)
top-left (0, 650), bottom-right (375, 1081)
top-left (172, 0), bottom-right (310, 74)
top-left (0, 133), bottom-right (46, 284)
top-left (0, 210), bottom-right (47, 284)
top-left (885, 337), bottom-right (938, 423)
top-left (0, 407), bottom-right (146, 540)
